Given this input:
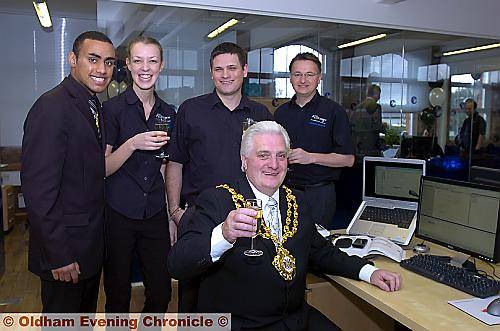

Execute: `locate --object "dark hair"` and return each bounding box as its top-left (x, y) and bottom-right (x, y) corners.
top-left (127, 36), bottom-right (163, 62)
top-left (210, 42), bottom-right (247, 68)
top-left (464, 98), bottom-right (477, 110)
top-left (289, 52), bottom-right (321, 73)
top-left (367, 84), bottom-right (381, 98)
top-left (72, 31), bottom-right (113, 58)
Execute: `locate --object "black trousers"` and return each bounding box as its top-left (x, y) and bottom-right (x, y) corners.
top-left (41, 272), bottom-right (100, 313)
top-left (239, 305), bottom-right (341, 331)
top-left (104, 206), bottom-right (171, 313)
top-left (296, 183), bottom-right (336, 229)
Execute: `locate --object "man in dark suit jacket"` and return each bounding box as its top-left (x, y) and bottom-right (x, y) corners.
top-left (168, 120), bottom-right (401, 330)
top-left (21, 31), bottom-right (115, 313)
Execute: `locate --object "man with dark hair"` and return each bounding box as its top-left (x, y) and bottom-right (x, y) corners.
top-left (209, 42), bottom-right (247, 71)
top-left (168, 120), bottom-right (401, 330)
top-left (457, 98), bottom-right (486, 153)
top-left (21, 30), bottom-right (115, 312)
top-left (166, 41), bottom-right (272, 311)
top-left (350, 84), bottom-right (384, 159)
top-left (274, 52), bottom-right (354, 229)
top-left (72, 30), bottom-right (113, 57)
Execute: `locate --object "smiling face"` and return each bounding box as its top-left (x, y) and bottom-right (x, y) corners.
top-left (290, 59), bottom-right (322, 100)
top-left (126, 42), bottom-right (164, 91)
top-left (69, 39), bottom-right (115, 94)
top-left (211, 53), bottom-right (248, 97)
top-left (242, 133), bottom-right (288, 196)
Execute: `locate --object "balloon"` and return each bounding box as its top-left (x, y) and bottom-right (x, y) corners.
top-left (107, 80), bottom-right (119, 98)
top-left (119, 81), bottom-right (128, 94)
top-left (429, 87), bottom-right (445, 107)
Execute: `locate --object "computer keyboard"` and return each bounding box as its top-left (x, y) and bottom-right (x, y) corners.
top-left (400, 254), bottom-right (500, 298)
top-left (360, 206), bottom-right (415, 228)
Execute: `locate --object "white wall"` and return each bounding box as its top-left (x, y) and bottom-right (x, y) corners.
top-left (0, 13), bottom-right (96, 146)
top-left (120, 0), bottom-right (500, 39)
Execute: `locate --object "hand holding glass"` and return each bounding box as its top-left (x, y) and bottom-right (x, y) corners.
top-left (243, 198), bottom-right (263, 257)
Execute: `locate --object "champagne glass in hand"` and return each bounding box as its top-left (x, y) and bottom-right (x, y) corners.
top-left (155, 117), bottom-right (171, 159)
top-left (244, 198), bottom-right (263, 257)
top-left (242, 118), bottom-right (257, 134)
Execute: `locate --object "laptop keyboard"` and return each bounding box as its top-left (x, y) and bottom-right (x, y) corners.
top-left (360, 206), bottom-right (415, 228)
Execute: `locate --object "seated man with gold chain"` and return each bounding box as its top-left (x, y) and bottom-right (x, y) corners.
top-left (168, 120), bottom-right (401, 331)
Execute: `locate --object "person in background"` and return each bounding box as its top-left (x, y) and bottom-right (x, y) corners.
top-left (457, 98), bottom-right (486, 154)
top-left (166, 42), bottom-right (272, 311)
top-left (274, 52), bottom-right (354, 229)
top-left (21, 31), bottom-right (115, 313)
top-left (168, 120), bottom-right (401, 330)
top-left (102, 36), bottom-right (174, 313)
top-left (350, 84), bottom-right (384, 159)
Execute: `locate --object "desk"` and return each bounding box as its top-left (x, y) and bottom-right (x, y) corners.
top-left (307, 237), bottom-right (500, 331)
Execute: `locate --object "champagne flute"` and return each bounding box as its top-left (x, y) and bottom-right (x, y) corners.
top-left (155, 117), bottom-right (171, 159)
top-left (242, 118), bottom-right (257, 134)
top-left (244, 198), bottom-right (263, 257)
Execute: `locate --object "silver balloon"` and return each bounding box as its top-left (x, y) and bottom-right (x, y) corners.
top-left (107, 80), bottom-right (119, 98)
top-left (119, 81), bottom-right (128, 94)
top-left (428, 87), bottom-right (445, 107)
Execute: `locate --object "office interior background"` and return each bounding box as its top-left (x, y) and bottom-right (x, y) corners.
top-left (0, 0), bottom-right (499, 315)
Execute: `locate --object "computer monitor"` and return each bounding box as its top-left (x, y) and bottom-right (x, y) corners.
top-left (416, 176), bottom-right (500, 262)
top-left (400, 136), bottom-right (442, 159)
top-left (470, 166), bottom-right (500, 188)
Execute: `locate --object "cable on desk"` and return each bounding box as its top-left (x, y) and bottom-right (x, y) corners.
top-left (483, 260), bottom-right (500, 280)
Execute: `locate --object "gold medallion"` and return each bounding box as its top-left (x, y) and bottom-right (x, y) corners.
top-left (273, 246), bottom-right (296, 281)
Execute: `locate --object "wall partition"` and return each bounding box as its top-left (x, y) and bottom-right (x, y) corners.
top-left (0, 0), bottom-right (498, 187)
top-left (96, 1), bottom-right (499, 184)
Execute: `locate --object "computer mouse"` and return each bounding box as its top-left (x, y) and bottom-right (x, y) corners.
top-left (413, 244), bottom-right (429, 254)
top-left (486, 298), bottom-right (500, 316)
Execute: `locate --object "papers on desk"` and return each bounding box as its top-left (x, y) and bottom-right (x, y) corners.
top-left (449, 295), bottom-right (500, 325)
top-left (333, 235), bottom-right (405, 262)
top-left (315, 224), bottom-right (331, 238)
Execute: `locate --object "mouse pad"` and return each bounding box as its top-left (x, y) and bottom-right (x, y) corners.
top-left (449, 295), bottom-right (500, 325)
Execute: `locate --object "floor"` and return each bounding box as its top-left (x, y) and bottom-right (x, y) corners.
top-left (0, 221), bottom-right (178, 313)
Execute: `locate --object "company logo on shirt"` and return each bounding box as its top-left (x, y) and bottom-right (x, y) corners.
top-left (308, 114), bottom-right (327, 127)
top-left (155, 113), bottom-right (171, 122)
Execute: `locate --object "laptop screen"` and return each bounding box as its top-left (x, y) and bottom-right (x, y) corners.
top-left (364, 158), bottom-right (426, 203)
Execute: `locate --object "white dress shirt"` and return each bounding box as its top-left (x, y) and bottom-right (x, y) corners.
top-left (209, 179), bottom-right (377, 283)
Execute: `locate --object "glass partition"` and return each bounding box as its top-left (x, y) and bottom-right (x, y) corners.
top-left (95, 0), bottom-right (500, 189)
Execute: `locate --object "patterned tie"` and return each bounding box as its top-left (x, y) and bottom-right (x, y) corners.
top-left (88, 96), bottom-right (101, 139)
top-left (266, 197), bottom-right (281, 241)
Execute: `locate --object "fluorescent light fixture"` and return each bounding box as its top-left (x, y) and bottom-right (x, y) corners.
top-left (207, 18), bottom-right (239, 39)
top-left (33, 1), bottom-right (52, 28)
top-left (338, 33), bottom-right (387, 49)
top-left (442, 43), bottom-right (500, 56)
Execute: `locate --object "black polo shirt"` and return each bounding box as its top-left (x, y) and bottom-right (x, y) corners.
top-left (274, 92), bottom-right (353, 186)
top-left (167, 90), bottom-right (272, 205)
top-left (103, 86), bottom-right (176, 220)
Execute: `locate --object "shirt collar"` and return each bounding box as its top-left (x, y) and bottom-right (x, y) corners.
top-left (66, 74), bottom-right (94, 101)
top-left (247, 177), bottom-right (280, 208)
top-left (209, 89), bottom-right (250, 112)
top-left (124, 86), bottom-right (140, 105)
top-left (290, 91), bottom-right (320, 109)
top-left (124, 85), bottom-right (161, 111)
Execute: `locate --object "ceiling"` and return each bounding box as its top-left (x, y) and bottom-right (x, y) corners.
top-left (1, 0), bottom-right (497, 58)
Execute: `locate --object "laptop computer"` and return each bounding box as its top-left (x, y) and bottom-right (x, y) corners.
top-left (346, 157), bottom-right (426, 246)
